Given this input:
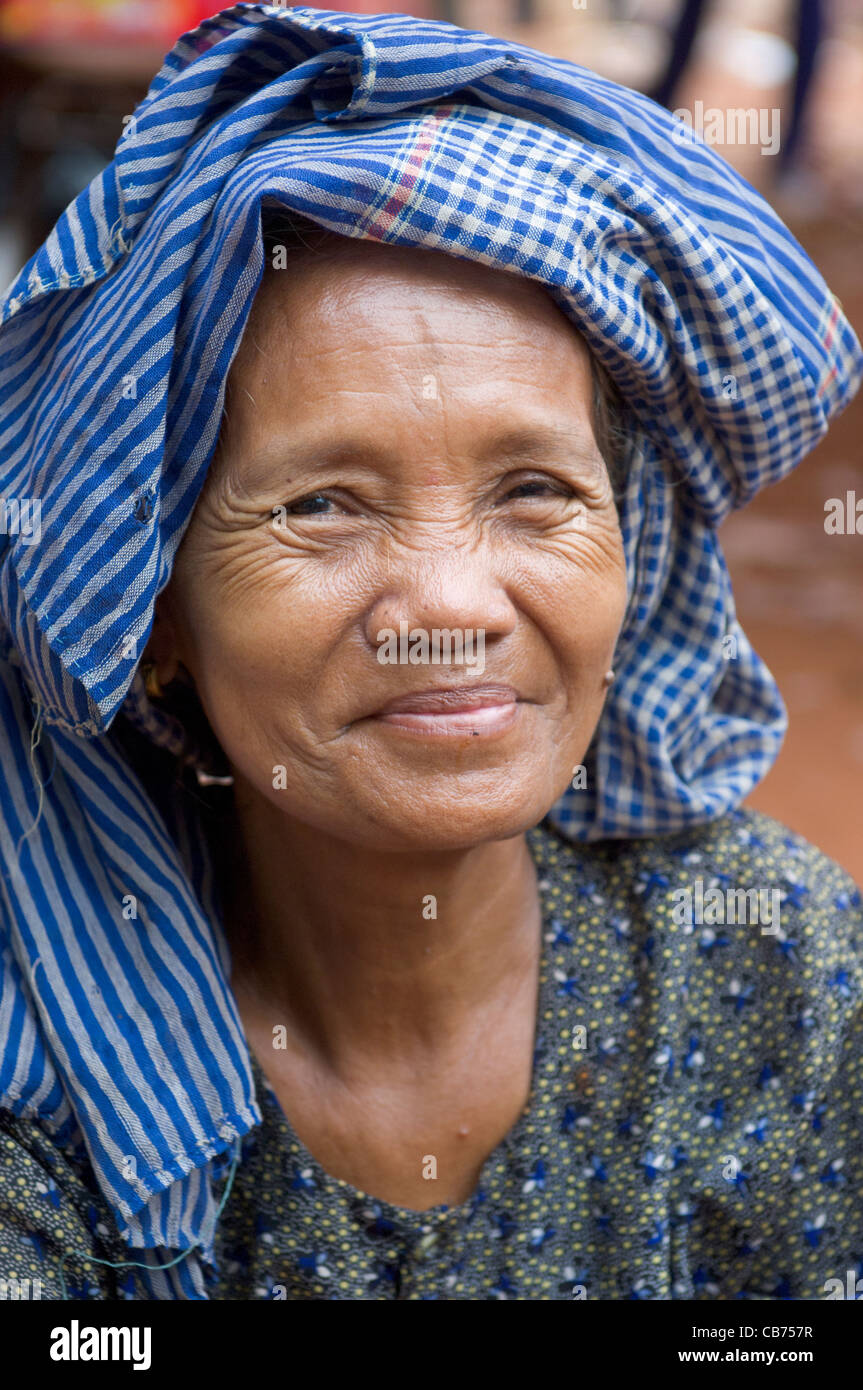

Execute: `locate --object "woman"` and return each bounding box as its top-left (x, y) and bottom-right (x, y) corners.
top-left (0, 5), bottom-right (861, 1301)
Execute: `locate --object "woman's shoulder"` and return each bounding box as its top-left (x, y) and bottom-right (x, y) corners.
top-left (530, 806), bottom-right (863, 939)
top-left (530, 806), bottom-right (863, 1059)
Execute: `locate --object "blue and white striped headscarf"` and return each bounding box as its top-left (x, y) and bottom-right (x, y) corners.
top-left (1, 4), bottom-right (860, 1298)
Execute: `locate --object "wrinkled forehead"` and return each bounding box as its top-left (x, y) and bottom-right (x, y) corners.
top-left (216, 217), bottom-right (609, 474)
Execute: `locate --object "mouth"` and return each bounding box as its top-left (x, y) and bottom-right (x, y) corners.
top-left (369, 683), bottom-right (522, 738)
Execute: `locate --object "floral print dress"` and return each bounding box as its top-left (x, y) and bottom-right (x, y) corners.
top-left (1, 810), bottom-right (861, 1300)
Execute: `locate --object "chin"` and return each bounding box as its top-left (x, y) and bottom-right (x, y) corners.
top-left (348, 788), bottom-right (553, 853)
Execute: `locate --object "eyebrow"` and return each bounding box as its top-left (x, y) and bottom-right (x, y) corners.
top-left (240, 424), bottom-right (606, 481)
top-left (479, 425), bottom-right (606, 477)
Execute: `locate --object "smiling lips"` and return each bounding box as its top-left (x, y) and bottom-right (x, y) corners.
top-left (371, 683), bottom-right (521, 736)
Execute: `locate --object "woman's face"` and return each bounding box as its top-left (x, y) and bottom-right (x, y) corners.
top-left (159, 236), bottom-right (628, 851)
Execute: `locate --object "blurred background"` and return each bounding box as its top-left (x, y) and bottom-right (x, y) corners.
top-left (0, 0), bottom-right (860, 880)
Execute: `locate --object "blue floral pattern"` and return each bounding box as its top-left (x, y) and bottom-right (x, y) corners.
top-left (1, 810), bottom-right (861, 1300)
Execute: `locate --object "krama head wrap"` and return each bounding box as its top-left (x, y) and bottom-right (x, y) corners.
top-left (0, 4), bottom-right (860, 1297)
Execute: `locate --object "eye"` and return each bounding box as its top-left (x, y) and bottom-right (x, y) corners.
top-left (498, 474), bottom-right (576, 503)
top-left (288, 492), bottom-right (333, 515)
top-left (282, 491), bottom-right (344, 516)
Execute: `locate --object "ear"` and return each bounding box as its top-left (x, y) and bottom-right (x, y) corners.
top-left (142, 589), bottom-right (184, 687)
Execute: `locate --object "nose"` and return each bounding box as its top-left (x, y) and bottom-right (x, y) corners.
top-left (363, 541), bottom-right (517, 656)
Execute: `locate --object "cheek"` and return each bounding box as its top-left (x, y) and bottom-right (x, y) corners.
top-left (531, 537), bottom-right (627, 785)
top-left (172, 533), bottom-right (353, 731)
top-left (525, 521), bottom-right (628, 664)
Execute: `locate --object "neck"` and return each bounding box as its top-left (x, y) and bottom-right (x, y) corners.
top-left (222, 779), bottom-right (542, 1075)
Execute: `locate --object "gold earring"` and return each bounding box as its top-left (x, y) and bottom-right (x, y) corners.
top-left (142, 662), bottom-right (165, 700)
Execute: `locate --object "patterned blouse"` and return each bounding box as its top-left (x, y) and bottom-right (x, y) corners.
top-left (1, 809), bottom-right (862, 1300)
